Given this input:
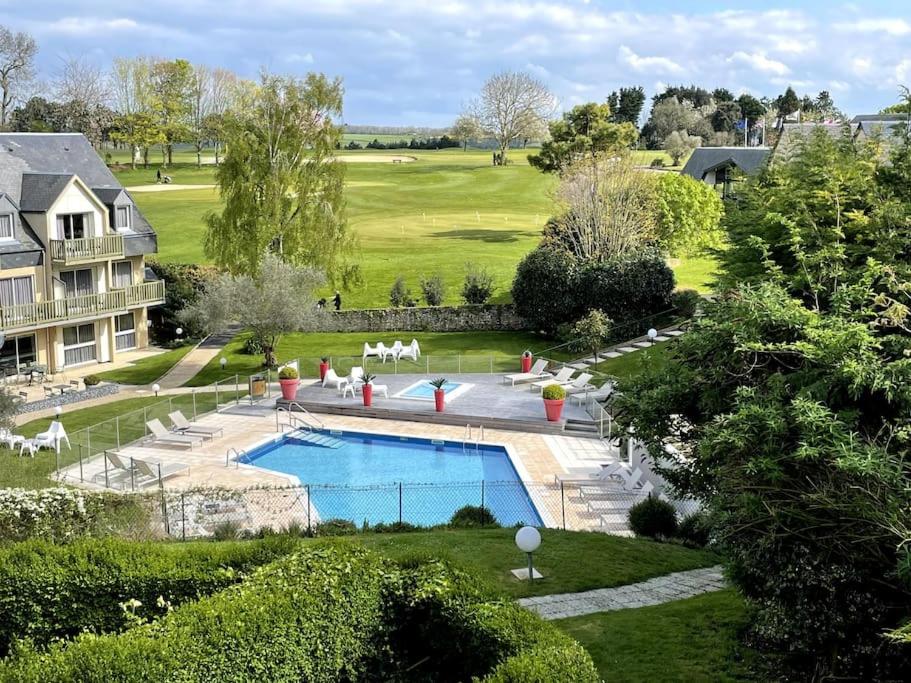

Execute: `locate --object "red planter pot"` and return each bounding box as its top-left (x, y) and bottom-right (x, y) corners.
top-left (543, 398), bottom-right (564, 422)
top-left (362, 383), bottom-right (373, 407)
top-left (279, 378), bottom-right (300, 401)
top-left (434, 388), bottom-right (445, 412)
top-left (319, 362), bottom-right (329, 380)
top-left (521, 355), bottom-right (532, 373)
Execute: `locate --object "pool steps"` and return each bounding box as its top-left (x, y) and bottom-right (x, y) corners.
top-left (288, 431), bottom-right (346, 449)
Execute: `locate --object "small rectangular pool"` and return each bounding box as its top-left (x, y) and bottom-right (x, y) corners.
top-left (394, 379), bottom-right (472, 402)
top-left (239, 429), bottom-right (542, 527)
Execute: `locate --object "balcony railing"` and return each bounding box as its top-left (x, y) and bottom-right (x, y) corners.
top-left (50, 235), bottom-right (124, 264)
top-left (0, 280), bottom-right (165, 331)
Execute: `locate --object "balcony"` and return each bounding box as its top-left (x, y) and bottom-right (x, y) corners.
top-left (0, 280), bottom-right (165, 332)
top-left (50, 235), bottom-right (124, 265)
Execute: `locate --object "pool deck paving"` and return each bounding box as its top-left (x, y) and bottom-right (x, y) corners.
top-left (518, 565), bottom-right (727, 620)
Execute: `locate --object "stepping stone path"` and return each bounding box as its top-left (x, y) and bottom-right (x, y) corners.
top-left (517, 565), bottom-right (725, 620)
top-left (559, 326), bottom-right (685, 371)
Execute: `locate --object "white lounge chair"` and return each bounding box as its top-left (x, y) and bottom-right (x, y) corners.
top-left (168, 411), bottom-right (224, 439)
top-left (570, 381), bottom-right (613, 405)
top-left (563, 373), bottom-right (595, 398)
top-left (34, 421), bottom-right (71, 454)
top-left (388, 340), bottom-right (404, 361)
top-left (504, 359), bottom-right (551, 386)
top-left (322, 368), bottom-right (347, 390)
top-left (553, 461), bottom-right (628, 485)
top-left (146, 419), bottom-right (202, 449)
top-left (398, 339), bottom-right (421, 361)
top-left (531, 367), bottom-right (574, 392)
top-left (94, 451), bottom-right (141, 487)
top-left (134, 458), bottom-right (189, 485)
top-left (363, 342), bottom-right (387, 361)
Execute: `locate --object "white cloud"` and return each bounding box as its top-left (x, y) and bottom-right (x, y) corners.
top-left (836, 18), bottom-right (911, 36)
top-left (285, 52), bottom-right (314, 64)
top-left (46, 17), bottom-right (139, 35)
top-left (618, 46), bottom-right (683, 75)
top-left (726, 51), bottom-right (790, 76)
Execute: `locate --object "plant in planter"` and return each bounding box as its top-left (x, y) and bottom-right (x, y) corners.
top-left (361, 371), bottom-right (377, 407)
top-left (83, 375), bottom-right (101, 387)
top-left (521, 350), bottom-right (532, 373)
top-left (318, 357), bottom-right (330, 381)
top-left (429, 377), bottom-right (447, 412)
top-left (278, 366), bottom-right (300, 400)
top-left (542, 383), bottom-right (566, 422)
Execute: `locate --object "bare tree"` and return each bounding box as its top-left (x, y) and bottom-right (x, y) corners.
top-left (551, 157), bottom-right (656, 261)
top-left (450, 112), bottom-right (483, 151)
top-left (189, 64), bottom-right (213, 166)
top-left (470, 71), bottom-right (555, 165)
top-left (0, 25), bottom-right (38, 128)
top-left (54, 55), bottom-right (109, 107)
top-left (110, 56), bottom-right (157, 166)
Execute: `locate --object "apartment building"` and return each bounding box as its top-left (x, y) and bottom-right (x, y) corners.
top-left (0, 133), bottom-right (164, 375)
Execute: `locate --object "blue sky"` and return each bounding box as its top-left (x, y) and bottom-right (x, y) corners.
top-left (2, 1), bottom-right (910, 126)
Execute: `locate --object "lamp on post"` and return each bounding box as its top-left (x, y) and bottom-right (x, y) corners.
top-left (175, 327), bottom-right (183, 344)
top-left (512, 526), bottom-right (542, 581)
top-left (220, 357), bottom-right (227, 371)
top-left (647, 328), bottom-right (658, 342)
top-left (54, 406), bottom-right (62, 417)
top-left (152, 383), bottom-right (160, 397)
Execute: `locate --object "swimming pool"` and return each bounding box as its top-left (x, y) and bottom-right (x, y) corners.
top-left (394, 379), bottom-right (473, 402)
top-left (239, 429), bottom-right (542, 527)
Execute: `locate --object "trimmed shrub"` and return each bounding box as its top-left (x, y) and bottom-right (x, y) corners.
top-left (628, 495), bottom-right (678, 539)
top-left (672, 288), bottom-right (702, 318)
top-left (420, 273), bottom-right (446, 306)
top-left (146, 261), bottom-right (217, 343)
top-left (511, 245), bottom-right (582, 333)
top-left (241, 335), bottom-right (264, 356)
top-left (462, 263), bottom-right (494, 304)
top-left (82, 374), bottom-right (101, 386)
top-left (542, 384), bottom-right (566, 400)
top-left (677, 511), bottom-right (711, 548)
top-left (0, 536), bottom-right (297, 655)
top-left (389, 276), bottom-right (410, 307)
top-left (449, 505), bottom-right (499, 528)
top-left (314, 518), bottom-right (358, 536)
top-left (277, 366), bottom-right (299, 380)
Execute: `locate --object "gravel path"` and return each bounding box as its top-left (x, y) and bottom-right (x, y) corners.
top-left (517, 565), bottom-right (726, 620)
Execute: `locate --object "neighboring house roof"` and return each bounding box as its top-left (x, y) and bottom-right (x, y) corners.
top-left (18, 173), bottom-right (75, 212)
top-left (0, 133), bottom-right (157, 257)
top-left (855, 119), bottom-right (906, 140)
top-left (681, 147), bottom-right (771, 181)
top-left (0, 191), bottom-right (45, 266)
top-left (772, 122), bottom-right (848, 161)
top-left (850, 113), bottom-right (909, 123)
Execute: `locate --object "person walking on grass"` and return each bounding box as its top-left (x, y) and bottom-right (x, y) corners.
top-left (333, 291), bottom-right (342, 311)
top-left (156, 168), bottom-right (162, 183)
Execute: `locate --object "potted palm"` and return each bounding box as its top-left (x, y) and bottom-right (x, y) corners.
top-left (278, 366), bottom-right (300, 400)
top-left (429, 377), bottom-right (447, 412)
top-left (361, 371), bottom-right (376, 407)
top-left (542, 383), bottom-right (566, 422)
top-left (520, 350), bottom-right (532, 373)
top-left (318, 356), bottom-right (330, 381)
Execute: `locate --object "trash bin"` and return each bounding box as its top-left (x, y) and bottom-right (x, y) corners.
top-left (250, 375), bottom-right (267, 398)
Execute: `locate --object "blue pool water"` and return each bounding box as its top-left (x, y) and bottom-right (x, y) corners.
top-left (240, 430), bottom-right (542, 527)
top-left (399, 379), bottom-right (463, 399)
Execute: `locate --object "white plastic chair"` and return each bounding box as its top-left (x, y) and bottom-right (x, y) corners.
top-left (398, 340), bottom-right (421, 362)
top-left (388, 341), bottom-right (404, 361)
top-left (34, 421), bottom-right (71, 454)
top-left (322, 368), bottom-right (347, 390)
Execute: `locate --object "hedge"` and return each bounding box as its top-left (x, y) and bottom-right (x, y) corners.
top-left (0, 545), bottom-right (598, 682)
top-left (0, 536), bottom-right (297, 655)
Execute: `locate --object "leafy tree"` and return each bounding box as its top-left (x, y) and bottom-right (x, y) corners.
top-left (616, 125), bottom-right (911, 679)
top-left (607, 86), bottom-right (646, 125)
top-left (570, 309), bottom-right (611, 363)
top-left (149, 58), bottom-right (194, 166)
top-left (512, 245), bottom-right (582, 333)
top-left (9, 96), bottom-right (60, 132)
top-left (204, 72), bottom-right (354, 284)
top-left (712, 87), bottom-right (734, 103)
top-left (736, 93), bottom-right (765, 126)
top-left (775, 85), bottom-right (800, 117)
top-left (654, 85), bottom-right (713, 107)
top-left (450, 113), bottom-right (483, 150)
top-left (181, 253), bottom-right (323, 368)
top-left (419, 273), bottom-right (445, 306)
top-left (528, 102), bottom-right (637, 173)
top-left (663, 129), bottom-right (700, 165)
top-left (653, 173), bottom-right (724, 256)
top-left (710, 100), bottom-right (742, 134)
top-left (461, 263), bottom-right (494, 304)
top-left (389, 276), bottom-right (410, 307)
top-left (646, 97), bottom-right (704, 146)
top-left (111, 112), bottom-right (164, 169)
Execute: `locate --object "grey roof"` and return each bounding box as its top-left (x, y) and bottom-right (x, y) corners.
top-left (0, 191), bottom-right (44, 262)
top-left (0, 133), bottom-right (156, 252)
top-left (850, 113), bottom-right (909, 123)
top-left (681, 147), bottom-right (770, 180)
top-left (855, 119), bottom-right (906, 139)
top-left (773, 123), bottom-right (849, 161)
top-left (18, 173), bottom-right (74, 212)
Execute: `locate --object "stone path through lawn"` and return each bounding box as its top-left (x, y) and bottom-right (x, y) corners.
top-left (518, 565), bottom-right (725, 620)
top-left (563, 326), bottom-right (685, 372)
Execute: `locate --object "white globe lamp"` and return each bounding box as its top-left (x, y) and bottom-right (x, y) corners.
top-left (647, 328), bottom-right (658, 341)
top-left (515, 526), bottom-right (542, 581)
top-left (152, 383), bottom-right (160, 397)
top-left (54, 406), bottom-right (62, 416)
top-left (220, 357), bottom-right (227, 370)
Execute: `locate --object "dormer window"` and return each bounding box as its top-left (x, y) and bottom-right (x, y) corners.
top-left (0, 214), bottom-right (12, 240)
top-left (57, 213), bottom-right (89, 240)
top-left (114, 205), bottom-right (131, 231)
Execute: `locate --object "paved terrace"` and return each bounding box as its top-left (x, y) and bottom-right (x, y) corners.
top-left (53, 403), bottom-right (637, 535)
top-left (283, 373), bottom-right (598, 436)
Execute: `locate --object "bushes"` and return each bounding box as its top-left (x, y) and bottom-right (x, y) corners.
top-left (277, 366), bottom-right (299, 380)
top-left (420, 273), bottom-right (446, 306)
top-left (511, 246), bottom-right (582, 333)
top-left (82, 374), bottom-right (101, 387)
top-left (0, 536), bottom-right (297, 655)
top-left (146, 261), bottom-right (217, 343)
top-left (677, 511), bottom-right (711, 548)
top-left (462, 263), bottom-right (494, 304)
top-left (628, 496), bottom-right (678, 539)
top-left (0, 546), bottom-right (598, 682)
top-left (389, 275), bottom-right (411, 307)
top-left (542, 384), bottom-right (566, 401)
top-left (449, 505), bottom-right (499, 528)
top-left (671, 288), bottom-right (701, 318)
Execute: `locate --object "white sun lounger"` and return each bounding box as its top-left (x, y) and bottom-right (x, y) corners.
top-left (397, 339), bottom-right (421, 361)
top-left (530, 366), bottom-right (574, 392)
top-left (168, 411), bottom-right (223, 439)
top-left (146, 419), bottom-right (202, 449)
top-left (134, 458), bottom-right (190, 484)
top-left (322, 368), bottom-right (347, 390)
top-left (504, 359), bottom-right (551, 386)
top-left (563, 373), bottom-right (596, 398)
top-left (553, 461), bottom-right (628, 485)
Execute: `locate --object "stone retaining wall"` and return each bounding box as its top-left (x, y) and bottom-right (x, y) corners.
top-left (305, 304), bottom-right (528, 333)
top-left (17, 383), bottom-right (120, 415)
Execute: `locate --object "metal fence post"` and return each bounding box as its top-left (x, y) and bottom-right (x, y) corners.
top-left (78, 444), bottom-right (84, 482)
top-left (480, 480), bottom-right (485, 510)
top-left (142, 407), bottom-right (148, 435)
top-left (306, 484), bottom-right (311, 533)
top-left (489, 356), bottom-right (493, 374)
top-left (560, 482), bottom-right (566, 530)
top-left (103, 451), bottom-right (109, 489)
top-left (458, 355), bottom-right (461, 374)
top-left (54, 449), bottom-right (60, 478)
top-left (116, 416), bottom-right (121, 448)
top-left (181, 493), bottom-right (186, 541)
top-left (130, 457), bottom-right (135, 491)
top-left (192, 391), bottom-right (197, 420)
top-left (168, 396), bottom-right (174, 414)
top-left (161, 488), bottom-right (170, 535)
top-left (86, 430), bottom-right (92, 459)
top-left (425, 356), bottom-right (429, 375)
top-left (215, 382), bottom-right (220, 411)
top-left (398, 482), bottom-right (403, 524)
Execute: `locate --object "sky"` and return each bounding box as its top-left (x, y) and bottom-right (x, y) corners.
top-left (2, 0), bottom-right (911, 126)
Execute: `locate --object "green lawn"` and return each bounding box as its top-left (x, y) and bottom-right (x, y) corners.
top-left (350, 528), bottom-right (718, 599)
top-left (4, 393), bottom-right (220, 489)
top-left (559, 589), bottom-right (759, 682)
top-left (93, 344), bottom-right (195, 385)
top-left (184, 329), bottom-right (567, 386)
top-left (116, 149), bottom-right (710, 307)
top-left (591, 342), bottom-right (674, 381)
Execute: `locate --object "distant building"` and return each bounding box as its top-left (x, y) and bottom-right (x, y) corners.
top-left (680, 147), bottom-right (771, 196)
top-left (772, 122), bottom-right (848, 161)
top-left (0, 133), bottom-right (164, 374)
top-left (851, 114), bottom-right (908, 147)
